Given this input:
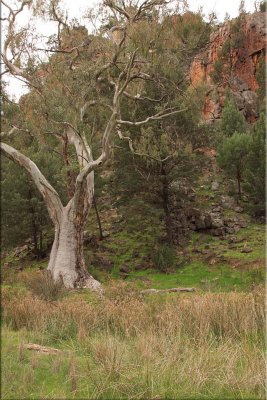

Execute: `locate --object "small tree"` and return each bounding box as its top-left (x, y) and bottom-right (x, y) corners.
top-left (217, 132), bottom-right (251, 198)
top-left (220, 99), bottom-right (246, 136)
top-left (244, 114), bottom-right (266, 215)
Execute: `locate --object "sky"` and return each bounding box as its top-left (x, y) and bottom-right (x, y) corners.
top-left (53, 0), bottom-right (256, 22)
top-left (2, 0), bottom-right (256, 100)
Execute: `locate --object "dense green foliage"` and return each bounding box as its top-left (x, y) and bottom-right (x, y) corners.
top-left (256, 54), bottom-right (266, 109)
top-left (244, 114), bottom-right (266, 214)
top-left (217, 132), bottom-right (251, 197)
top-left (220, 98), bottom-right (246, 136)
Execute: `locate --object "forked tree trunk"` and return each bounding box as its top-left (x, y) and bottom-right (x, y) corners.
top-left (1, 142), bottom-right (102, 292)
top-left (47, 203), bottom-right (101, 290)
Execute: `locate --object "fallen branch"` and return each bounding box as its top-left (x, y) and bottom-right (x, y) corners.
top-left (141, 287), bottom-right (196, 294)
top-left (22, 343), bottom-right (62, 354)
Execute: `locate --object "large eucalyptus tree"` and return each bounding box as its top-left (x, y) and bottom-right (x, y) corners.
top-left (1, 0), bottom-right (186, 290)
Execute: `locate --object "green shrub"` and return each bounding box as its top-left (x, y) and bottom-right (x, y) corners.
top-left (152, 244), bottom-right (177, 272)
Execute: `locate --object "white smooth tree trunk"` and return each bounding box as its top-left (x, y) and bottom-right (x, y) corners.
top-left (47, 202), bottom-right (101, 290)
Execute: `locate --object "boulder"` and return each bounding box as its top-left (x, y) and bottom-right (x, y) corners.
top-left (210, 215), bottom-right (224, 229)
top-left (204, 214), bottom-right (213, 229)
top-left (195, 216), bottom-right (206, 230)
top-left (211, 181), bottom-right (219, 191)
top-left (119, 265), bottom-right (129, 273)
top-left (221, 195), bottom-right (236, 209)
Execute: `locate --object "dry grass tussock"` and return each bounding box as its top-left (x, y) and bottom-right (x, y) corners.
top-left (2, 281), bottom-right (265, 341)
top-left (2, 281), bottom-right (265, 399)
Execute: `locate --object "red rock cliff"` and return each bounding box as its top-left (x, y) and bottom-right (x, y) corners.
top-left (190, 12), bottom-right (266, 122)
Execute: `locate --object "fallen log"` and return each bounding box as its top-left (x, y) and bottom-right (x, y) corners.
top-left (141, 287), bottom-right (196, 294)
top-left (22, 343), bottom-right (62, 354)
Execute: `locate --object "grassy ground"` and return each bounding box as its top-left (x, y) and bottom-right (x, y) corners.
top-left (2, 283), bottom-right (265, 399)
top-left (2, 222), bottom-right (265, 292)
top-left (84, 220), bottom-right (265, 292)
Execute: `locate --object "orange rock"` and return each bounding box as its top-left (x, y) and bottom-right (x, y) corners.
top-left (189, 12), bottom-right (266, 122)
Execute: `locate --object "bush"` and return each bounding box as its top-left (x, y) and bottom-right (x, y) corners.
top-left (243, 114), bottom-right (266, 215)
top-left (220, 99), bottom-right (246, 136)
top-left (26, 272), bottom-right (66, 301)
top-left (152, 244), bottom-right (177, 272)
top-left (217, 132), bottom-right (251, 197)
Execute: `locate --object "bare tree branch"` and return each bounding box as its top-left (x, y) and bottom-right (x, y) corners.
top-left (117, 127), bottom-right (176, 162)
top-left (117, 107), bottom-right (188, 126)
top-left (1, 142), bottom-right (63, 225)
top-left (1, 0), bottom-right (31, 78)
top-left (1, 124), bottom-right (33, 137)
top-left (122, 91), bottom-right (167, 102)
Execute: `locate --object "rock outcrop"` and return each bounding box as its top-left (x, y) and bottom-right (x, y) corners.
top-left (190, 12), bottom-right (266, 122)
top-left (171, 204), bottom-right (248, 241)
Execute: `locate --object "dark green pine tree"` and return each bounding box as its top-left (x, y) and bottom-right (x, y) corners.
top-left (217, 132), bottom-right (251, 199)
top-left (220, 98), bottom-right (246, 136)
top-left (243, 114), bottom-right (266, 215)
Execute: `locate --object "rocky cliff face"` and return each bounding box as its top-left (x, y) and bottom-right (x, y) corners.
top-left (190, 12), bottom-right (266, 123)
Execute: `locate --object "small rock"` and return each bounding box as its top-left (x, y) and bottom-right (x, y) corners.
top-left (225, 227), bottom-right (237, 234)
top-left (211, 206), bottom-right (222, 213)
top-left (211, 228), bottom-right (225, 236)
top-left (119, 265), bottom-right (129, 273)
top-left (195, 217), bottom-right (206, 230)
top-left (134, 264), bottom-right (149, 271)
top-left (201, 249), bottom-right (211, 255)
top-left (208, 258), bottom-right (217, 265)
top-left (234, 206), bottom-right (244, 213)
top-left (221, 195), bottom-right (236, 209)
top-left (211, 218), bottom-right (224, 229)
top-left (204, 215), bottom-right (212, 228)
top-left (228, 236), bottom-right (237, 244)
top-left (211, 181), bottom-right (219, 191)
top-left (240, 248), bottom-right (253, 253)
top-left (228, 244), bottom-right (238, 249)
top-left (102, 231), bottom-right (110, 238)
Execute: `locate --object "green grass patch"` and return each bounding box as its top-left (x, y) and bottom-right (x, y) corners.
top-left (125, 259), bottom-right (261, 291)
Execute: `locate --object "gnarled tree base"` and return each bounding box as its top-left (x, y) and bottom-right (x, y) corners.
top-left (75, 275), bottom-right (103, 292)
top-left (47, 205), bottom-right (103, 293)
